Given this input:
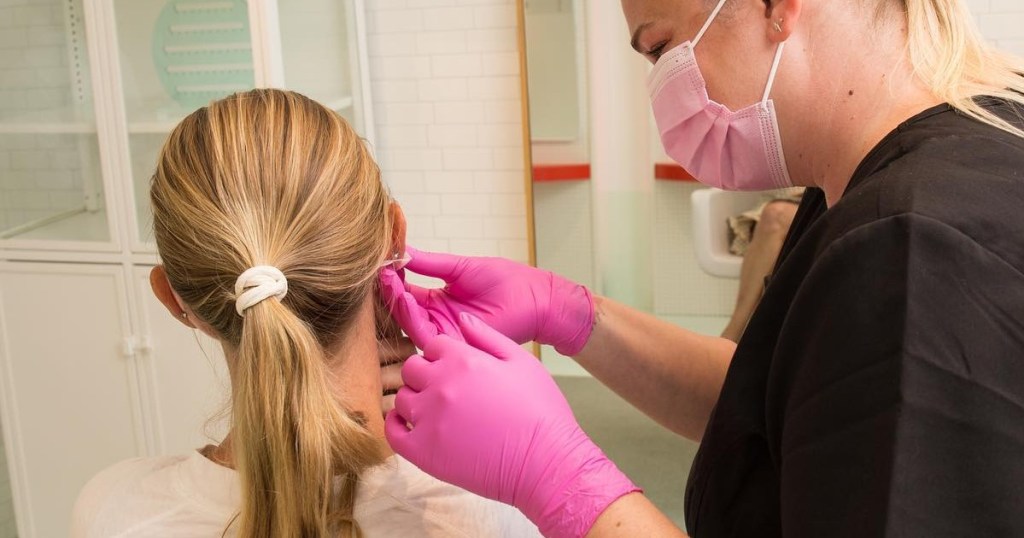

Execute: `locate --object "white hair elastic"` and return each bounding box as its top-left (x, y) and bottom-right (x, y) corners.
top-left (235, 265), bottom-right (288, 316)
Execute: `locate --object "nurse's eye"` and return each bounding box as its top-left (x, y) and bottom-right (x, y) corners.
top-left (647, 41), bottom-right (668, 61)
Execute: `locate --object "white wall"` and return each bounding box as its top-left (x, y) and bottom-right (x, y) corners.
top-left (364, 0), bottom-right (530, 265)
top-left (967, 0), bottom-right (1024, 56)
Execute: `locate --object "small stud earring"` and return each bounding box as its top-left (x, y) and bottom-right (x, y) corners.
top-left (180, 311), bottom-right (188, 320)
top-left (773, 19), bottom-right (783, 32)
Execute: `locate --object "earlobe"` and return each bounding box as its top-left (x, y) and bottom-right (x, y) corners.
top-left (150, 266), bottom-right (196, 329)
top-left (768, 0), bottom-right (801, 42)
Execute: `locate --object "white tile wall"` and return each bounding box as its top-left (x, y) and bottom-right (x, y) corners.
top-left (365, 0), bottom-right (530, 266)
top-left (967, 0), bottom-right (1024, 56)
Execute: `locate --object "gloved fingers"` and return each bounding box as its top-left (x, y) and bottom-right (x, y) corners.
top-left (404, 281), bottom-right (432, 305)
top-left (458, 312), bottom-right (529, 362)
top-left (383, 287), bottom-right (438, 350)
top-left (384, 409), bottom-right (415, 454)
top-left (422, 332), bottom-right (460, 362)
top-left (404, 246), bottom-right (469, 282)
top-left (378, 268), bottom-right (408, 311)
top-left (401, 353), bottom-right (435, 391)
top-left (392, 385), bottom-right (420, 427)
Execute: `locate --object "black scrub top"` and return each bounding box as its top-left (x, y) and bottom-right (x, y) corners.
top-left (684, 99), bottom-right (1024, 537)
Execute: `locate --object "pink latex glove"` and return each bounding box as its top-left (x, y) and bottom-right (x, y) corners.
top-left (385, 312), bottom-right (640, 538)
top-left (379, 246), bottom-right (594, 356)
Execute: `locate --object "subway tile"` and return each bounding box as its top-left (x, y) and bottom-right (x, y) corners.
top-left (368, 9), bottom-right (424, 34)
top-left (418, 77), bottom-right (469, 102)
top-left (483, 99), bottom-right (521, 124)
top-left (473, 4), bottom-right (517, 29)
top-left (372, 79), bottom-right (420, 103)
top-left (427, 124), bottom-right (479, 147)
top-left (394, 193), bottom-right (442, 215)
top-left (425, 170), bottom-right (476, 193)
top-left (979, 12), bottom-right (1024, 40)
top-left (498, 239), bottom-right (529, 262)
top-left (467, 75), bottom-right (520, 101)
top-left (483, 216), bottom-right (527, 239)
top-left (431, 53), bottom-right (483, 77)
top-left (473, 170), bottom-right (526, 194)
top-left (490, 193), bottom-right (526, 216)
top-left (435, 216), bottom-right (484, 238)
top-left (442, 147), bottom-right (493, 170)
top-left (367, 0), bottom-right (409, 10)
top-left (449, 238), bottom-right (499, 256)
top-left (434, 101), bottom-right (485, 124)
top-left (379, 148), bottom-right (443, 171)
top-left (379, 102), bottom-right (435, 125)
top-left (481, 53), bottom-right (520, 77)
top-left (441, 193), bottom-right (490, 215)
top-left (382, 170), bottom-right (426, 193)
top-left (422, 7), bottom-right (476, 31)
top-left (492, 146), bottom-right (526, 170)
top-left (475, 122), bottom-right (523, 147)
top-left (464, 28), bottom-right (518, 53)
top-left (369, 55), bottom-right (432, 80)
top-left (377, 124), bottom-right (428, 148)
top-left (416, 31), bottom-right (468, 55)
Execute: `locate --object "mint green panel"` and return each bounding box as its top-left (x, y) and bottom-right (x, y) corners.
top-left (152, 0), bottom-right (255, 109)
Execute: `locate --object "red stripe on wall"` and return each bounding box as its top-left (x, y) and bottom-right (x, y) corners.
top-left (532, 163), bottom-right (591, 182)
top-left (654, 163), bottom-right (697, 182)
top-left (530, 163), bottom-right (698, 182)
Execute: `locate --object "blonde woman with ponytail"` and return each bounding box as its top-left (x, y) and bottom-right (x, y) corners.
top-left (337, 1), bottom-right (1024, 537)
top-left (71, 89), bottom-right (540, 537)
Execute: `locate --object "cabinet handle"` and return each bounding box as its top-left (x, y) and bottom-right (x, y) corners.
top-left (121, 336), bottom-right (153, 357)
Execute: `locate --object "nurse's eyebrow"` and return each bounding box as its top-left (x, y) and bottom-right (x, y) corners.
top-left (630, 22), bottom-right (652, 53)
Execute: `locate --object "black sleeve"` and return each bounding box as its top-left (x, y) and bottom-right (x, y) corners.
top-left (767, 213), bottom-right (1024, 538)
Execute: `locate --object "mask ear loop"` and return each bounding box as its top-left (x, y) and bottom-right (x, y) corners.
top-left (761, 42), bottom-right (786, 104)
top-left (693, 0), bottom-right (730, 47)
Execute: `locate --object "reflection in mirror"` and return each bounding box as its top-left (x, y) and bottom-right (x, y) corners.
top-left (520, 0), bottom-right (709, 530)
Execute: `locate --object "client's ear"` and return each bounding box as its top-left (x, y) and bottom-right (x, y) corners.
top-left (150, 266), bottom-right (198, 329)
top-left (390, 202), bottom-right (407, 257)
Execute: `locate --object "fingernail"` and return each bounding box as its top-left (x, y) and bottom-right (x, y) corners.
top-left (459, 311), bottom-right (476, 326)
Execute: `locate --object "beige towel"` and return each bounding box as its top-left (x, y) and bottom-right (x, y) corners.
top-left (727, 188), bottom-right (805, 256)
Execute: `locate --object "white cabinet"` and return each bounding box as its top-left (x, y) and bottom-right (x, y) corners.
top-left (0, 264), bottom-right (144, 538)
top-left (0, 1), bottom-right (374, 536)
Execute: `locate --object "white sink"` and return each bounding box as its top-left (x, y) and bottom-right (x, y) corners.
top-left (689, 188), bottom-right (765, 278)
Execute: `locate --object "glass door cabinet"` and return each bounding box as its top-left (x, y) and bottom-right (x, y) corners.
top-left (0, 2), bottom-right (373, 537)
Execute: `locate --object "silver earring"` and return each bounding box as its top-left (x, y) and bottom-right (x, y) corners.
top-left (773, 19), bottom-right (783, 32)
top-left (180, 311), bottom-right (188, 320)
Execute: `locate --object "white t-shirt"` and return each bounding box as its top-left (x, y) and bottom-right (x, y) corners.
top-left (71, 450), bottom-right (540, 537)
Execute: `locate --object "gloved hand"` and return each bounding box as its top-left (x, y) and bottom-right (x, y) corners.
top-left (379, 246), bottom-right (594, 356)
top-left (385, 312), bottom-right (640, 538)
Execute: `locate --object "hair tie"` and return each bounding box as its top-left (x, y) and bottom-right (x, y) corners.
top-left (235, 265), bottom-right (288, 316)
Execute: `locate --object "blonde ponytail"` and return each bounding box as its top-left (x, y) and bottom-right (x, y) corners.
top-left (902, 0), bottom-right (1024, 137)
top-left (151, 89), bottom-right (394, 537)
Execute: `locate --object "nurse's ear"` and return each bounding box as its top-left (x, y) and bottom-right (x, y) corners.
top-left (149, 265), bottom-right (218, 339)
top-left (766, 0), bottom-right (801, 43)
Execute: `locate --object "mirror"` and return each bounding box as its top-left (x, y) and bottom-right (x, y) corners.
top-left (517, 0), bottom-right (730, 528)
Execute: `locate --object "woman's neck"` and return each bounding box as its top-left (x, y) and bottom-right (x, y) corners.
top-left (208, 298), bottom-right (393, 469)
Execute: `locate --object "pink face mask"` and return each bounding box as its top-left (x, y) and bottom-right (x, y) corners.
top-left (647, 0), bottom-right (792, 191)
